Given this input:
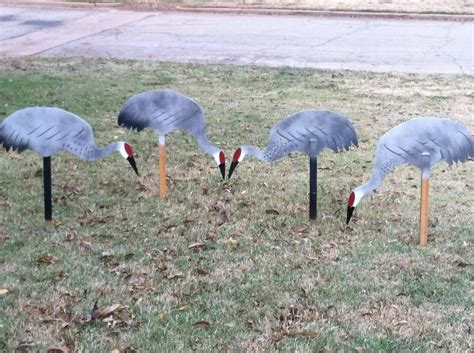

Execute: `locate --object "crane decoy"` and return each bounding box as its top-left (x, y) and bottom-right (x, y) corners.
top-left (346, 117), bottom-right (473, 245)
top-left (228, 109), bottom-right (358, 219)
top-left (118, 90), bottom-right (226, 198)
top-left (0, 107), bottom-right (139, 221)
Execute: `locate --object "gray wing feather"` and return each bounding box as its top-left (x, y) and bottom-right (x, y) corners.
top-left (0, 107), bottom-right (94, 157)
top-left (268, 110), bottom-right (358, 157)
top-left (376, 117), bottom-right (473, 172)
top-left (118, 90), bottom-right (205, 136)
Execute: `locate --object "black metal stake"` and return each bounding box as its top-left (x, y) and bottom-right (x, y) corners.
top-left (309, 139), bottom-right (317, 220)
top-left (43, 156), bottom-right (53, 221)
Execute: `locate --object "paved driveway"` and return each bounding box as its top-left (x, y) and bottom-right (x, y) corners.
top-left (0, 5), bottom-right (472, 74)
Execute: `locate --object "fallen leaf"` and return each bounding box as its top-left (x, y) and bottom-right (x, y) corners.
top-left (0, 289), bottom-right (9, 296)
top-left (454, 260), bottom-right (470, 268)
top-left (304, 256), bottom-right (318, 261)
top-left (36, 254), bottom-right (58, 265)
top-left (227, 238), bottom-right (238, 245)
top-left (158, 312), bottom-right (166, 320)
top-left (188, 242), bottom-right (206, 250)
top-left (167, 273), bottom-right (184, 280)
top-left (42, 345), bottom-right (70, 353)
top-left (92, 303), bottom-right (121, 319)
top-left (101, 251), bottom-right (114, 259)
top-left (192, 320), bottom-right (210, 329)
top-left (265, 209), bottom-right (280, 215)
top-left (286, 330), bottom-right (317, 337)
top-left (195, 267), bottom-right (209, 276)
top-left (177, 305), bottom-right (189, 312)
top-left (110, 350), bottom-right (120, 353)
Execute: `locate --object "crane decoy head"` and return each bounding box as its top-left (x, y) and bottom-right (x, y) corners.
top-left (119, 142), bottom-right (139, 176)
top-left (346, 189), bottom-right (363, 224)
top-left (212, 150), bottom-right (226, 180)
top-left (228, 147), bottom-right (246, 179)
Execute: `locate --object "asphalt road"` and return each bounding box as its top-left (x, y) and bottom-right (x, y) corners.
top-left (0, 5), bottom-right (472, 75)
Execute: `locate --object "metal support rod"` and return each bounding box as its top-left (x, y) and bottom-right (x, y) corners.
top-left (309, 139), bottom-right (318, 220)
top-left (43, 156), bottom-right (53, 221)
top-left (419, 152), bottom-right (430, 246)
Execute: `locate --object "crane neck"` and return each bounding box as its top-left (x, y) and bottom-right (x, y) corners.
top-left (243, 145), bottom-right (266, 161)
top-left (87, 142), bottom-right (120, 161)
top-left (355, 168), bottom-right (384, 200)
top-left (194, 129), bottom-right (220, 156)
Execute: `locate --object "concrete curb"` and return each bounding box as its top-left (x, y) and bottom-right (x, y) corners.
top-left (173, 6), bottom-right (474, 22)
top-left (1, 1), bottom-right (473, 21)
top-left (0, 1), bottom-right (122, 9)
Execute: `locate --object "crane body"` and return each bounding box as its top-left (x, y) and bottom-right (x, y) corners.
top-left (0, 107), bottom-right (138, 220)
top-left (118, 90), bottom-right (225, 197)
top-left (228, 109), bottom-right (358, 218)
top-left (346, 117), bottom-right (473, 245)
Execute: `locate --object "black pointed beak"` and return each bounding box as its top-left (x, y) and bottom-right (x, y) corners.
top-left (228, 161), bottom-right (239, 179)
top-left (346, 206), bottom-right (355, 224)
top-left (127, 156), bottom-right (139, 176)
top-left (219, 163), bottom-right (226, 180)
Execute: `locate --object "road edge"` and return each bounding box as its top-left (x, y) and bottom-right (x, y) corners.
top-left (1, 1), bottom-right (473, 21)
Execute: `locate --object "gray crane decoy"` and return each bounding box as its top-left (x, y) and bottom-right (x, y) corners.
top-left (228, 109), bottom-right (358, 219)
top-left (0, 107), bottom-right (139, 221)
top-left (346, 117), bottom-right (473, 245)
top-left (118, 90), bottom-right (226, 198)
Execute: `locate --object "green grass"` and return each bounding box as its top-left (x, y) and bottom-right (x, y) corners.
top-left (0, 58), bottom-right (473, 352)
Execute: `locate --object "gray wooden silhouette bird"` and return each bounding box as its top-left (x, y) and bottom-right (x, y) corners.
top-left (0, 107), bottom-right (139, 220)
top-left (228, 109), bottom-right (358, 178)
top-left (346, 117), bottom-right (473, 227)
top-left (0, 107), bottom-right (139, 172)
top-left (228, 109), bottom-right (358, 219)
top-left (118, 90), bottom-right (226, 197)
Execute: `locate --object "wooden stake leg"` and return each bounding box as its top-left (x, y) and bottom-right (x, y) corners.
top-left (159, 144), bottom-right (167, 198)
top-left (419, 178), bottom-right (429, 246)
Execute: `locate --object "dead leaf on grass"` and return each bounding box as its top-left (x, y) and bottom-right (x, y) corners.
top-left (0, 232), bottom-right (10, 243)
top-left (167, 273), bottom-right (184, 280)
top-left (92, 303), bottom-right (121, 319)
top-left (188, 242), bottom-right (206, 250)
top-left (192, 320), bottom-right (210, 329)
top-left (16, 341), bottom-right (35, 352)
top-left (304, 256), bottom-right (318, 261)
top-left (227, 238), bottom-right (238, 245)
top-left (41, 345), bottom-right (70, 353)
top-left (183, 218), bottom-right (195, 225)
top-left (0, 288), bottom-right (9, 296)
top-left (265, 209), bottom-right (280, 215)
top-left (101, 251), bottom-right (114, 260)
top-left (195, 267), bottom-right (209, 276)
top-left (454, 260), bottom-right (470, 268)
top-left (36, 255), bottom-right (58, 265)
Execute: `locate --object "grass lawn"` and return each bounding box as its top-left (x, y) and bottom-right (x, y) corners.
top-left (0, 58), bottom-right (472, 352)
